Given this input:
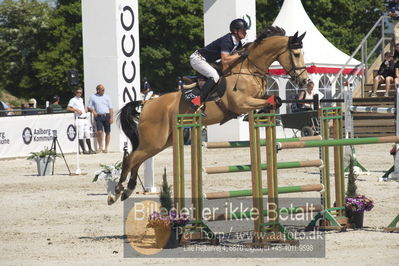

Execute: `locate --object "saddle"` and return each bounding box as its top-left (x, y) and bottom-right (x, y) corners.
top-left (181, 76), bottom-right (226, 102)
top-left (180, 74), bottom-right (235, 123)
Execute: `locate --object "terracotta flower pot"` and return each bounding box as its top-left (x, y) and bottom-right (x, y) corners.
top-left (153, 226), bottom-right (180, 249)
top-left (153, 227), bottom-right (170, 248)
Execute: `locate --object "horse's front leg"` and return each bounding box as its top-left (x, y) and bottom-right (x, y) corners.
top-left (121, 149), bottom-right (159, 201)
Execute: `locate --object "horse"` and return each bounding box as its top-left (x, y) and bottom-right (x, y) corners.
top-left (110, 26), bottom-right (309, 205)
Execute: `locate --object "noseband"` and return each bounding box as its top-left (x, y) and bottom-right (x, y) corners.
top-left (277, 48), bottom-right (307, 85)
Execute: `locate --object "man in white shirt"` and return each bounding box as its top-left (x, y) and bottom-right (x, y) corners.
top-left (67, 88), bottom-right (95, 154)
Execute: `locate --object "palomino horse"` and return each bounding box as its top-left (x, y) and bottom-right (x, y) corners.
top-left (110, 26), bottom-right (309, 204)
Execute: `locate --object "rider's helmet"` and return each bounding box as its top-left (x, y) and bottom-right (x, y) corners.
top-left (230, 18), bottom-right (249, 32)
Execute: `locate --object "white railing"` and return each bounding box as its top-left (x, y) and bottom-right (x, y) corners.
top-left (333, 16), bottom-right (392, 98)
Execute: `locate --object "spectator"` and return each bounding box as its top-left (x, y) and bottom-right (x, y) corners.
top-left (297, 80), bottom-right (323, 111)
top-left (23, 98), bottom-right (38, 115)
top-left (177, 76), bottom-right (184, 91)
top-left (47, 95), bottom-right (62, 113)
top-left (67, 88), bottom-right (95, 154)
top-left (142, 77), bottom-right (154, 101)
top-left (388, 0), bottom-right (399, 46)
top-left (0, 101), bottom-right (13, 116)
top-left (88, 84), bottom-right (113, 153)
top-left (370, 51), bottom-right (395, 97)
top-left (393, 42), bottom-right (399, 61)
top-left (395, 59), bottom-right (399, 89)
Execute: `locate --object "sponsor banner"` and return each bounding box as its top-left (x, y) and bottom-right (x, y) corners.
top-left (0, 113), bottom-right (93, 158)
top-left (117, 0), bottom-right (141, 105)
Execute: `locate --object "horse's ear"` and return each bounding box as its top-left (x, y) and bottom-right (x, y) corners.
top-left (292, 31), bottom-right (299, 41)
top-left (298, 32), bottom-right (306, 42)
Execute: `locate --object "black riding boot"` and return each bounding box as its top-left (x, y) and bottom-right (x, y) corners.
top-left (200, 78), bottom-right (216, 102)
top-left (183, 78), bottom-right (216, 117)
top-left (86, 139), bottom-right (96, 154)
top-left (79, 139), bottom-right (89, 154)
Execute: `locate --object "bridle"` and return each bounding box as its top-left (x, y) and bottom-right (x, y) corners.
top-left (226, 37), bottom-right (307, 91)
top-left (231, 41), bottom-right (306, 83)
top-left (280, 47), bottom-right (307, 86)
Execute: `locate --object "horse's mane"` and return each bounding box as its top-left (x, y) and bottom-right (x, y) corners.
top-left (254, 26), bottom-right (286, 45)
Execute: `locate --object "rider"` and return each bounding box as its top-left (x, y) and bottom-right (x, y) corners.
top-left (185, 18), bottom-right (250, 111)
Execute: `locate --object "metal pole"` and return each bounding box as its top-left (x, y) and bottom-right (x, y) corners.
top-left (266, 112), bottom-right (279, 234)
top-left (75, 117), bottom-right (81, 175)
top-left (248, 112), bottom-right (264, 238)
top-left (204, 184), bottom-right (324, 200)
top-left (191, 114), bottom-right (203, 221)
top-left (204, 135), bottom-right (322, 149)
top-left (321, 109), bottom-right (330, 209)
top-left (278, 136), bottom-right (399, 149)
top-left (391, 85), bottom-right (399, 180)
top-left (349, 106), bottom-right (396, 114)
top-left (361, 43), bottom-right (365, 97)
top-left (382, 18), bottom-right (385, 60)
top-left (208, 205), bottom-right (323, 222)
top-left (204, 159), bottom-right (323, 174)
top-left (173, 115), bottom-right (185, 211)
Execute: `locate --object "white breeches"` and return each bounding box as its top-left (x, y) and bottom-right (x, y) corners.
top-left (190, 51), bottom-right (220, 82)
top-left (76, 118), bottom-right (91, 139)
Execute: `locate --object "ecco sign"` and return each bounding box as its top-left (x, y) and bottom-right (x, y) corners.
top-left (120, 4), bottom-right (138, 103)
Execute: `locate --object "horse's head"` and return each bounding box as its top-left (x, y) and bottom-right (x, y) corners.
top-left (277, 31), bottom-right (309, 87)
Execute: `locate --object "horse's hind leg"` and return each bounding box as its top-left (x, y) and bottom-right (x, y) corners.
top-left (121, 133), bottom-right (174, 201)
top-left (121, 148), bottom-right (161, 201)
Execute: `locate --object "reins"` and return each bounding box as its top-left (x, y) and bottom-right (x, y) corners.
top-left (228, 45), bottom-right (306, 89)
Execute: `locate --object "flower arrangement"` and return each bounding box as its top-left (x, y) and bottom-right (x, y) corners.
top-left (93, 161), bottom-right (122, 205)
top-left (346, 156), bottom-right (374, 213)
top-left (27, 146), bottom-right (59, 176)
top-left (345, 195), bottom-right (374, 212)
top-left (146, 168), bottom-right (190, 230)
top-left (147, 209), bottom-right (190, 230)
top-left (92, 161), bottom-right (122, 182)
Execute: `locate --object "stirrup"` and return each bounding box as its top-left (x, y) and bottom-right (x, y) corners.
top-left (193, 104), bottom-right (207, 117)
top-left (195, 104), bottom-right (206, 117)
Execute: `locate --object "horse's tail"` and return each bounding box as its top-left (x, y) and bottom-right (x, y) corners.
top-left (118, 101), bottom-right (141, 151)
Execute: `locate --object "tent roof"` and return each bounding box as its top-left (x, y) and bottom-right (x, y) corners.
top-left (270, 0), bottom-right (360, 73)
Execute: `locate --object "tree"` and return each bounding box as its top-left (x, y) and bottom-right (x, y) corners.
top-left (33, 0), bottom-right (83, 102)
top-left (138, 0), bottom-right (203, 93)
top-left (0, 0), bottom-right (389, 103)
top-left (0, 0), bottom-right (53, 102)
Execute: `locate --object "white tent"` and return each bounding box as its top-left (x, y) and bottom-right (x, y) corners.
top-left (268, 0), bottom-right (362, 113)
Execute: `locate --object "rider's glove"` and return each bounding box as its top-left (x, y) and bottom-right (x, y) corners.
top-left (238, 50), bottom-right (248, 58)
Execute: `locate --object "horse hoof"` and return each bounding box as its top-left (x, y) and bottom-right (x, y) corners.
top-left (115, 183), bottom-right (124, 194)
top-left (107, 192), bottom-right (121, 205)
top-left (121, 188), bottom-right (133, 201)
top-left (107, 196), bottom-right (115, 205)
